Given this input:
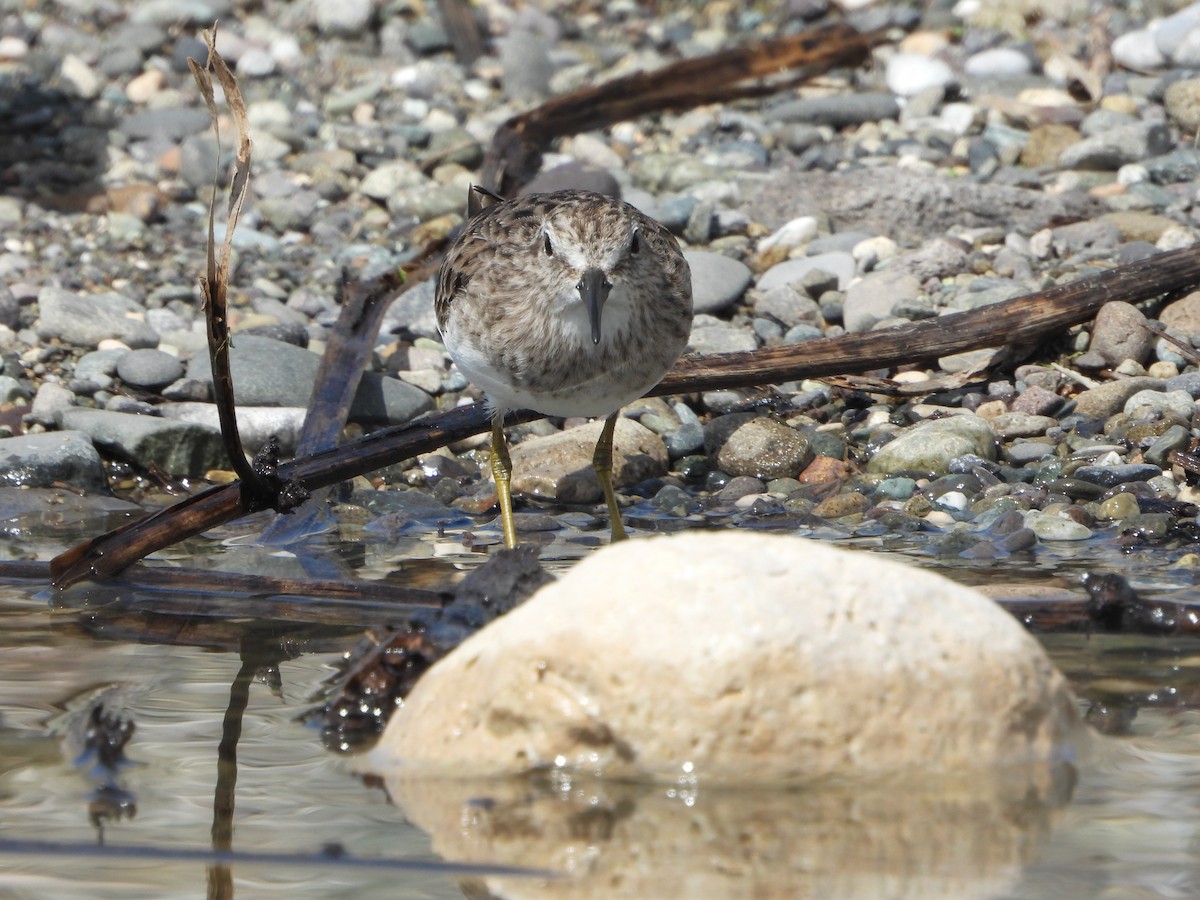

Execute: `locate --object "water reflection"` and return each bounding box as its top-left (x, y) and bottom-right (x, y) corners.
top-left (0, 582), bottom-right (527, 898)
top-left (382, 765), bottom-right (1077, 899)
top-left (7, 506), bottom-right (1200, 895)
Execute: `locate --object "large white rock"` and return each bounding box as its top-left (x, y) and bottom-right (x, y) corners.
top-left (370, 532), bottom-right (1082, 783)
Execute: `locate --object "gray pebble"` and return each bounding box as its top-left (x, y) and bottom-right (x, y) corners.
top-left (664, 420), bottom-right (705, 459)
top-left (161, 378), bottom-right (211, 402)
top-left (1004, 441), bottom-right (1055, 465)
top-left (684, 200), bottom-right (716, 244)
top-left (0, 430), bottom-right (107, 492)
top-left (499, 23), bottom-right (555, 101)
top-left (1026, 512), bottom-right (1092, 541)
top-left (996, 527), bottom-right (1038, 551)
top-left (685, 251), bottom-right (752, 314)
top-left (27, 382), bottom-right (75, 427)
top-left (1142, 148), bottom-right (1200, 183)
top-left (316, 0), bottom-right (375, 35)
top-left (119, 106), bottom-right (213, 142)
top-left (257, 189), bottom-right (322, 233)
top-left (988, 412), bottom-right (1057, 439)
top-left (783, 323), bottom-right (823, 343)
top-left (1012, 385), bottom-right (1063, 416)
top-left (0, 281), bottom-right (19, 330)
top-left (866, 415), bottom-right (997, 476)
top-left (36, 287), bottom-right (159, 350)
top-left (774, 122), bottom-right (825, 154)
top-left (767, 93), bottom-right (900, 127)
top-left (381, 277), bottom-right (440, 341)
top-left (757, 252), bottom-right (855, 292)
top-left (1166, 371), bottom-right (1200, 396)
top-left (715, 475), bottom-right (767, 502)
top-left (705, 414), bottom-right (813, 481)
top-left (806, 233), bottom-right (871, 256)
top-left (116, 348), bottom-right (184, 391)
top-left (1073, 463), bottom-right (1163, 486)
top-left (842, 269), bottom-right (921, 333)
top-left (688, 316), bottom-right (758, 355)
top-left (1073, 377), bottom-right (1165, 419)
top-left (1146, 424), bottom-right (1191, 467)
top-left (1124, 388), bottom-right (1195, 420)
top-left (160, 403), bottom-right (308, 457)
top-left (1080, 301), bottom-right (1154, 368)
top-left (186, 334), bottom-right (433, 425)
top-left (407, 20), bottom-right (452, 55)
top-left (131, 0), bottom-right (219, 27)
top-left (1050, 220), bottom-right (1123, 257)
top-left (753, 284), bottom-right (821, 328)
top-left (59, 407), bottom-right (225, 477)
top-left (875, 477), bottom-right (917, 500)
top-left (1058, 123), bottom-right (1173, 170)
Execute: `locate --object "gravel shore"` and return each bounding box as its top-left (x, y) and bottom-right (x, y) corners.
top-left (5, 0), bottom-right (1200, 567)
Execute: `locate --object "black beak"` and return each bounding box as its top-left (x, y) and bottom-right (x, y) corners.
top-left (577, 268), bottom-right (612, 345)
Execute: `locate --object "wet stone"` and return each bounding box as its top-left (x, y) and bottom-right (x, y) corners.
top-left (1046, 478), bottom-right (1106, 502)
top-left (996, 528), bottom-right (1038, 552)
top-left (1097, 492), bottom-right (1141, 521)
top-left (866, 415), bottom-right (997, 477)
top-left (1072, 464), bottom-right (1164, 487)
top-left (812, 490), bottom-right (869, 519)
top-left (510, 418), bottom-right (668, 505)
top-left (1004, 441), bottom-right (1055, 465)
top-left (1122, 513), bottom-right (1173, 541)
top-left (0, 430), bottom-right (107, 492)
top-left (716, 475), bottom-right (767, 502)
top-left (875, 477), bottom-right (917, 500)
top-left (1146, 424), bottom-right (1190, 467)
top-left (1026, 512), bottom-right (1093, 541)
top-left (704, 415), bottom-right (814, 481)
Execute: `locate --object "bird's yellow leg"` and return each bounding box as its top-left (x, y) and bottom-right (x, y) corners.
top-left (490, 417), bottom-right (518, 549)
top-left (593, 413), bottom-right (628, 542)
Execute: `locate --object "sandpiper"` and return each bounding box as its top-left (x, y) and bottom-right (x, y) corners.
top-left (436, 186), bottom-right (693, 548)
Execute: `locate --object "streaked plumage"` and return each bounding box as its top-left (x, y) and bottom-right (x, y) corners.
top-left (435, 187), bottom-right (694, 547)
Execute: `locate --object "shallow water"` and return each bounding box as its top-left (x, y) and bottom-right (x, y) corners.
top-left (4, 500), bottom-right (1200, 898)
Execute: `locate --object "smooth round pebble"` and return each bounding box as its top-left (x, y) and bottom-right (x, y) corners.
top-left (684, 251), bottom-right (753, 314)
top-left (115, 348), bottom-right (184, 391)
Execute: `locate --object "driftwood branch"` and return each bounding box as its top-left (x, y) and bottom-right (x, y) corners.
top-left (657, 247), bottom-right (1199, 393)
top-left (480, 22), bottom-right (882, 195)
top-left (49, 243), bottom-right (1200, 589)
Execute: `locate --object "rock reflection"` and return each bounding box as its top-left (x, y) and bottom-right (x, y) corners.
top-left (381, 763), bottom-right (1077, 900)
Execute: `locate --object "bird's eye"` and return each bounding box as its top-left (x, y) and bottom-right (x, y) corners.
top-left (630, 228), bottom-right (641, 255)
top-left (543, 231), bottom-right (554, 256)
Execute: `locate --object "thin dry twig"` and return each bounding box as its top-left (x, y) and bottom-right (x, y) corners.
top-left (187, 31), bottom-right (256, 485)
